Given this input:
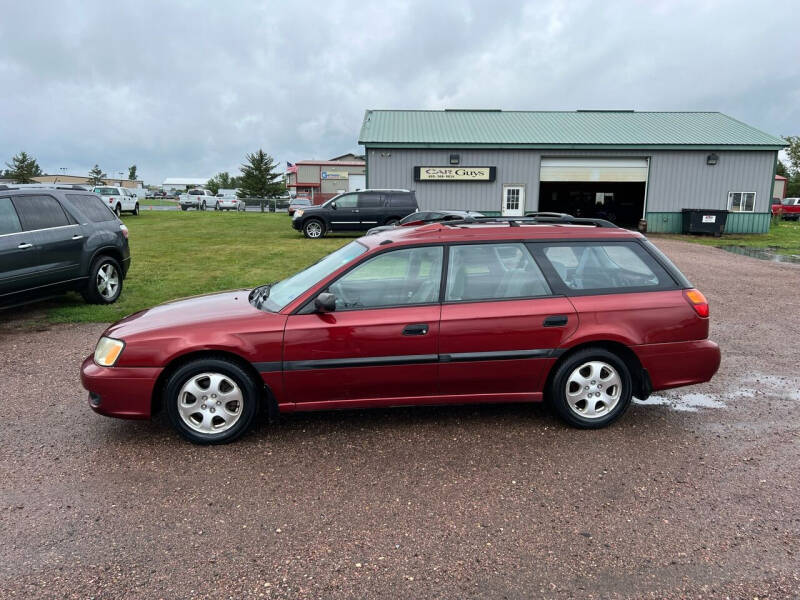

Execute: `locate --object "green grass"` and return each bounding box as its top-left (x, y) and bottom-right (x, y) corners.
top-left (654, 219), bottom-right (800, 255)
top-left (44, 212), bottom-right (353, 323)
top-left (139, 199), bottom-right (179, 207)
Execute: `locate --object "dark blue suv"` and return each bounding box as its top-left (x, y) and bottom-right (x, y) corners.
top-left (291, 189), bottom-right (418, 238)
top-left (0, 185), bottom-right (131, 307)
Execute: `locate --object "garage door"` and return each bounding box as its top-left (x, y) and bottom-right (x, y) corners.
top-left (540, 158), bottom-right (648, 182)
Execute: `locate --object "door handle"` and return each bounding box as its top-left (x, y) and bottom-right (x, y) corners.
top-left (403, 323), bottom-right (429, 336)
top-left (17, 243), bottom-right (33, 249)
top-left (543, 315), bottom-right (568, 327)
top-left (72, 234), bottom-right (84, 240)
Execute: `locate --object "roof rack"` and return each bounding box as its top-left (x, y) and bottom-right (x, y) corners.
top-left (0, 183), bottom-right (93, 191)
top-left (440, 213), bottom-right (619, 228)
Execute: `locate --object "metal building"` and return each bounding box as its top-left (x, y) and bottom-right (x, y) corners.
top-left (358, 110), bottom-right (787, 233)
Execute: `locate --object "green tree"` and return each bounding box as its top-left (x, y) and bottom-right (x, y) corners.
top-left (128, 164), bottom-right (137, 180)
top-left (4, 151), bottom-right (43, 183)
top-left (88, 164), bottom-right (106, 186)
top-left (207, 171), bottom-right (238, 195)
top-left (237, 150), bottom-right (282, 198)
top-left (784, 136), bottom-right (800, 175)
top-left (775, 159), bottom-right (788, 178)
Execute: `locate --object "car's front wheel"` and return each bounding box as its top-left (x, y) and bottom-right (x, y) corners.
top-left (164, 358), bottom-right (259, 444)
top-left (81, 255), bottom-right (123, 304)
top-left (549, 348), bottom-right (632, 428)
top-left (303, 219), bottom-right (325, 239)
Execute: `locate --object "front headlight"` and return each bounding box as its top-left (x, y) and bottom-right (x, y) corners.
top-left (294, 209), bottom-right (304, 218)
top-left (94, 337), bottom-right (125, 367)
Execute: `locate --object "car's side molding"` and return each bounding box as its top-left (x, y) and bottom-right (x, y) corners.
top-left (253, 348), bottom-right (563, 374)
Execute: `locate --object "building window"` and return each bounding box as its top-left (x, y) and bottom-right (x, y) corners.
top-left (728, 192), bottom-right (756, 213)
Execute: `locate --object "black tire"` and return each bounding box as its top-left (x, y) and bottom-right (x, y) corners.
top-left (81, 255), bottom-right (123, 304)
top-left (133, 203), bottom-right (139, 216)
top-left (164, 358), bottom-right (259, 445)
top-left (200, 202), bottom-right (206, 211)
top-left (181, 206), bottom-right (188, 211)
top-left (303, 218), bottom-right (326, 239)
top-left (548, 348), bottom-right (632, 429)
top-left (114, 204), bottom-right (121, 217)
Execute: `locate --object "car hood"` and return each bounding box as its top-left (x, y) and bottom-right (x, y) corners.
top-left (105, 290), bottom-right (272, 339)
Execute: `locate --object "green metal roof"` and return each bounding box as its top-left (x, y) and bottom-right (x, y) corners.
top-left (358, 110), bottom-right (786, 150)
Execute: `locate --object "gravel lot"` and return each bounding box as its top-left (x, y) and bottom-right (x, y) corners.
top-left (1, 238), bottom-right (799, 599)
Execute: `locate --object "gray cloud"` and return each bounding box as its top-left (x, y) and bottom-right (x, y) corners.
top-left (1, 0), bottom-right (797, 183)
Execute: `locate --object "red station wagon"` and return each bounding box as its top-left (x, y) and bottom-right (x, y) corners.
top-left (81, 215), bottom-right (721, 444)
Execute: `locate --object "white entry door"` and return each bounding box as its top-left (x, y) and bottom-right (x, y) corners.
top-left (502, 185), bottom-right (525, 216)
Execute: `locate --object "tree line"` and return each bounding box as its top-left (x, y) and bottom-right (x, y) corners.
top-left (2, 149), bottom-right (285, 198)
top-left (778, 136), bottom-right (800, 198)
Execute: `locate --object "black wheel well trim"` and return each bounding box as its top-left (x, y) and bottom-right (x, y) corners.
top-left (150, 349), bottom-right (278, 420)
top-left (545, 341), bottom-right (649, 400)
top-left (89, 247), bottom-right (125, 274)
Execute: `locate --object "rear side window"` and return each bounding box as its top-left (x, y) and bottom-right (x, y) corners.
top-left (0, 197), bottom-right (22, 235)
top-left (357, 193), bottom-right (383, 208)
top-left (66, 194), bottom-right (115, 222)
top-left (12, 195), bottom-right (71, 230)
top-left (388, 193), bottom-right (416, 207)
top-left (446, 243), bottom-right (551, 302)
top-left (94, 187), bottom-right (120, 195)
top-left (539, 242), bottom-right (672, 292)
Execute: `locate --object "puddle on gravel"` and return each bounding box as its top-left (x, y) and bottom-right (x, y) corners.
top-left (718, 245), bottom-right (800, 264)
top-left (634, 374), bottom-right (799, 412)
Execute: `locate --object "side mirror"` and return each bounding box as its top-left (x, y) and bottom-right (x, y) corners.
top-left (314, 292), bottom-right (336, 313)
top-left (330, 201), bottom-right (336, 210)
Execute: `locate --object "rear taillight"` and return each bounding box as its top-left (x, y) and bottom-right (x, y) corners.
top-left (119, 224), bottom-right (129, 239)
top-left (683, 289), bottom-right (709, 318)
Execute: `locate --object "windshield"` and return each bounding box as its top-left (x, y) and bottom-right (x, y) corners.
top-left (258, 241), bottom-right (367, 312)
top-left (94, 187), bottom-right (119, 195)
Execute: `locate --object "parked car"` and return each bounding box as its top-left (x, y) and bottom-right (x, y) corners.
top-left (771, 197), bottom-right (800, 220)
top-left (179, 189), bottom-right (216, 211)
top-left (366, 210), bottom-right (484, 235)
top-left (291, 189), bottom-right (418, 238)
top-left (288, 198), bottom-right (312, 216)
top-left (1, 186), bottom-right (130, 307)
top-left (93, 186), bottom-right (140, 217)
top-left (216, 194), bottom-right (244, 211)
top-left (81, 214), bottom-right (720, 444)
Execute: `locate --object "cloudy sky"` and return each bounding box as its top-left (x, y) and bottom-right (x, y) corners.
top-left (1, 0), bottom-right (798, 184)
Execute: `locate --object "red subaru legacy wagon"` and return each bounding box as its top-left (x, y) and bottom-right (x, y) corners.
top-left (81, 215), bottom-right (721, 444)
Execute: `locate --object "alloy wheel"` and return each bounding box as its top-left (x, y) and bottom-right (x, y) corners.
top-left (565, 360), bottom-right (622, 419)
top-left (177, 372), bottom-right (243, 434)
top-left (96, 263), bottom-right (119, 300)
top-left (305, 221), bottom-right (323, 238)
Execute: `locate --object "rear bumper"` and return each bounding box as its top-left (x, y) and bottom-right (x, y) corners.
top-left (634, 339), bottom-right (721, 392)
top-left (81, 355), bottom-right (161, 420)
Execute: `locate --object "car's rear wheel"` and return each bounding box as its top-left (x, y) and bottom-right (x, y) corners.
top-left (114, 204), bottom-right (121, 217)
top-left (165, 358), bottom-right (259, 444)
top-left (81, 255), bottom-right (123, 304)
top-left (303, 219), bottom-right (325, 239)
top-left (133, 203), bottom-right (139, 216)
top-left (549, 348), bottom-right (632, 428)
top-left (200, 201), bottom-right (206, 211)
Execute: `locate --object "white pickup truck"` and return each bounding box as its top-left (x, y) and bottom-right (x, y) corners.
top-left (179, 188), bottom-right (216, 211)
top-left (93, 186), bottom-right (140, 216)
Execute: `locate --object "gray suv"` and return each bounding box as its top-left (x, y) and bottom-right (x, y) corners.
top-left (0, 185), bottom-right (131, 307)
top-left (291, 189), bottom-right (418, 238)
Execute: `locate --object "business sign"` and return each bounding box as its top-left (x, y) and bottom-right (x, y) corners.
top-left (414, 166), bottom-right (496, 182)
top-left (702, 215), bottom-right (716, 223)
top-left (321, 170), bottom-right (348, 180)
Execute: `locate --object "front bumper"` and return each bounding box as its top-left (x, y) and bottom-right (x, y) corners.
top-left (291, 218), bottom-right (303, 231)
top-left (634, 339), bottom-right (721, 392)
top-left (81, 355), bottom-right (162, 420)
